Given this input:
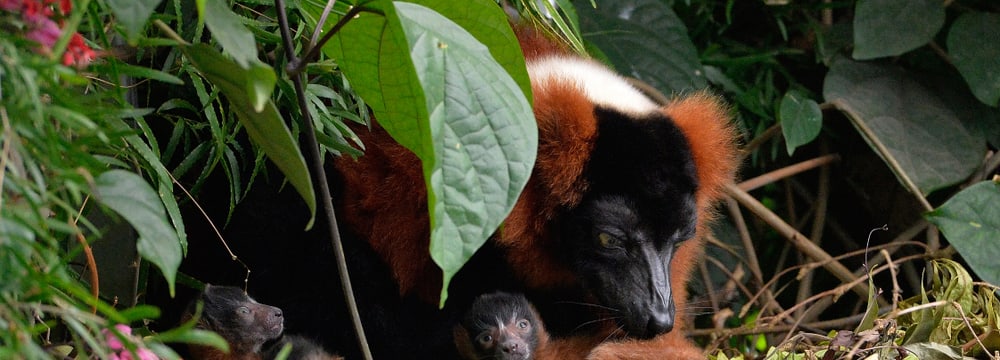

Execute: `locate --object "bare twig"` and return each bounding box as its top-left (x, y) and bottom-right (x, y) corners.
top-left (741, 123), bottom-right (781, 158)
top-left (168, 172), bottom-right (252, 287)
top-left (71, 197), bottom-right (99, 314)
top-left (725, 183), bottom-right (874, 300)
top-left (273, 2), bottom-right (372, 359)
top-left (725, 198), bottom-right (782, 316)
top-left (738, 154), bottom-right (840, 192)
top-left (691, 311), bottom-right (870, 337)
top-left (796, 143), bottom-right (832, 318)
top-left (289, 5), bottom-right (368, 76)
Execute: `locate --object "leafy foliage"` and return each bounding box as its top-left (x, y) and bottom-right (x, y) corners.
top-left (2, 0), bottom-right (999, 358)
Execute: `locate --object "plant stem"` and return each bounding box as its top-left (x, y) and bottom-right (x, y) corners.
top-left (273, 2), bottom-right (373, 360)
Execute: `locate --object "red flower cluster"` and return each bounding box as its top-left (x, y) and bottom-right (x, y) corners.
top-left (1, 0), bottom-right (96, 67)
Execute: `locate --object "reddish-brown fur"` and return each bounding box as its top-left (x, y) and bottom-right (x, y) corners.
top-left (333, 23), bottom-right (739, 359)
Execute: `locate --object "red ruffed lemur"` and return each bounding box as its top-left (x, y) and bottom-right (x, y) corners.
top-left (183, 285), bottom-right (341, 360)
top-left (332, 23), bottom-right (738, 360)
top-left (454, 292), bottom-right (547, 360)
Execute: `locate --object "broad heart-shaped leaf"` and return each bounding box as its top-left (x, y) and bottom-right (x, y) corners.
top-left (852, 0), bottom-right (944, 60)
top-left (106, 0), bottom-right (162, 44)
top-left (947, 12), bottom-right (1000, 107)
top-left (823, 58), bottom-right (983, 196)
top-left (395, 2), bottom-right (537, 306)
top-left (925, 181), bottom-right (1000, 287)
top-left (577, 0), bottom-right (707, 95)
top-left (304, 1), bottom-right (537, 304)
top-left (779, 90), bottom-right (822, 156)
top-left (95, 170), bottom-right (182, 296)
top-left (181, 44), bottom-right (316, 227)
top-left (202, 0), bottom-right (259, 68)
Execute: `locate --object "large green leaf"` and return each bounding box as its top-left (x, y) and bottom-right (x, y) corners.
top-left (301, 1), bottom-right (537, 304)
top-left (181, 44), bottom-right (316, 227)
top-left (852, 0), bottom-right (944, 60)
top-left (947, 12), bottom-right (1000, 107)
top-left (106, 0), bottom-right (163, 43)
top-left (778, 90), bottom-right (822, 156)
top-left (823, 58), bottom-right (983, 196)
top-left (202, 0), bottom-right (260, 68)
top-left (94, 170), bottom-right (182, 296)
top-left (577, 0), bottom-right (706, 95)
top-left (925, 181), bottom-right (1000, 286)
top-left (394, 2), bottom-right (537, 305)
top-left (305, 0), bottom-right (432, 154)
top-left (404, 0), bottom-right (532, 104)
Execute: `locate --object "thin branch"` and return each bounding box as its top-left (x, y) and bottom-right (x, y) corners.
top-left (691, 311), bottom-right (870, 337)
top-left (168, 172), bottom-right (251, 286)
top-left (71, 197), bottom-right (99, 314)
top-left (725, 183), bottom-right (874, 300)
top-left (310, 0), bottom-right (340, 47)
top-left (741, 123), bottom-right (781, 158)
top-left (796, 143), bottom-right (832, 318)
top-left (738, 154), bottom-right (840, 192)
top-left (725, 198), bottom-right (781, 316)
top-left (289, 5), bottom-right (367, 76)
top-left (273, 2), bottom-right (373, 359)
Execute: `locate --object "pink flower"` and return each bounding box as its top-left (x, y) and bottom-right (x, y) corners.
top-left (103, 325), bottom-right (160, 360)
top-left (24, 14), bottom-right (61, 48)
top-left (0, 0), bottom-right (22, 12)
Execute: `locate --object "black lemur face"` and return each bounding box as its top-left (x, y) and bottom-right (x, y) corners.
top-left (562, 107), bottom-right (698, 339)
top-left (460, 292), bottom-right (540, 360)
top-left (195, 285), bottom-right (285, 353)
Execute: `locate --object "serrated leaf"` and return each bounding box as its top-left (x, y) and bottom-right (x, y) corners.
top-left (925, 181), bottom-right (1000, 286)
top-left (181, 44), bottom-right (316, 228)
top-left (947, 12), bottom-right (1000, 107)
top-left (202, 0), bottom-right (259, 68)
top-left (823, 58), bottom-right (983, 195)
top-left (394, 2), bottom-right (537, 306)
top-left (106, 0), bottom-right (162, 43)
top-left (95, 170), bottom-right (181, 297)
top-left (577, 0), bottom-right (706, 94)
top-left (779, 90), bottom-right (822, 156)
top-left (852, 0), bottom-right (944, 60)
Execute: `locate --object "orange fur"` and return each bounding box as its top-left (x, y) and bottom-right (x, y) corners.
top-left (334, 125), bottom-right (441, 302)
top-left (333, 22), bottom-right (740, 358)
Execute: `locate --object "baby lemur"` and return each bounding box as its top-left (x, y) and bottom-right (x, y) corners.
top-left (183, 285), bottom-right (340, 360)
top-left (454, 292), bottom-right (548, 360)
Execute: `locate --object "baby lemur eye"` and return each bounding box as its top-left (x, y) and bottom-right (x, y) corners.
top-left (516, 319), bottom-right (530, 329)
top-left (237, 306), bottom-right (250, 314)
top-left (476, 333), bottom-right (493, 346)
top-left (597, 232), bottom-right (621, 249)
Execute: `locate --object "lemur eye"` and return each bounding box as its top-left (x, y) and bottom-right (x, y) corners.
top-left (598, 232), bottom-right (621, 249)
top-left (516, 319), bottom-right (530, 329)
top-left (476, 333), bottom-right (493, 346)
top-left (237, 306), bottom-right (250, 314)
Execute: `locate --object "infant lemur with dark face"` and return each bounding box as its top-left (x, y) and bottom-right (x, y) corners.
top-left (454, 292), bottom-right (548, 360)
top-left (183, 285), bottom-right (340, 360)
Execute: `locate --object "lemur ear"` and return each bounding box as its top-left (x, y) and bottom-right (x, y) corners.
top-left (661, 92), bottom-right (740, 209)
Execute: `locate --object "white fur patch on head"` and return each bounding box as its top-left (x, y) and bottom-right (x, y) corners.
top-left (527, 55), bottom-right (659, 117)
